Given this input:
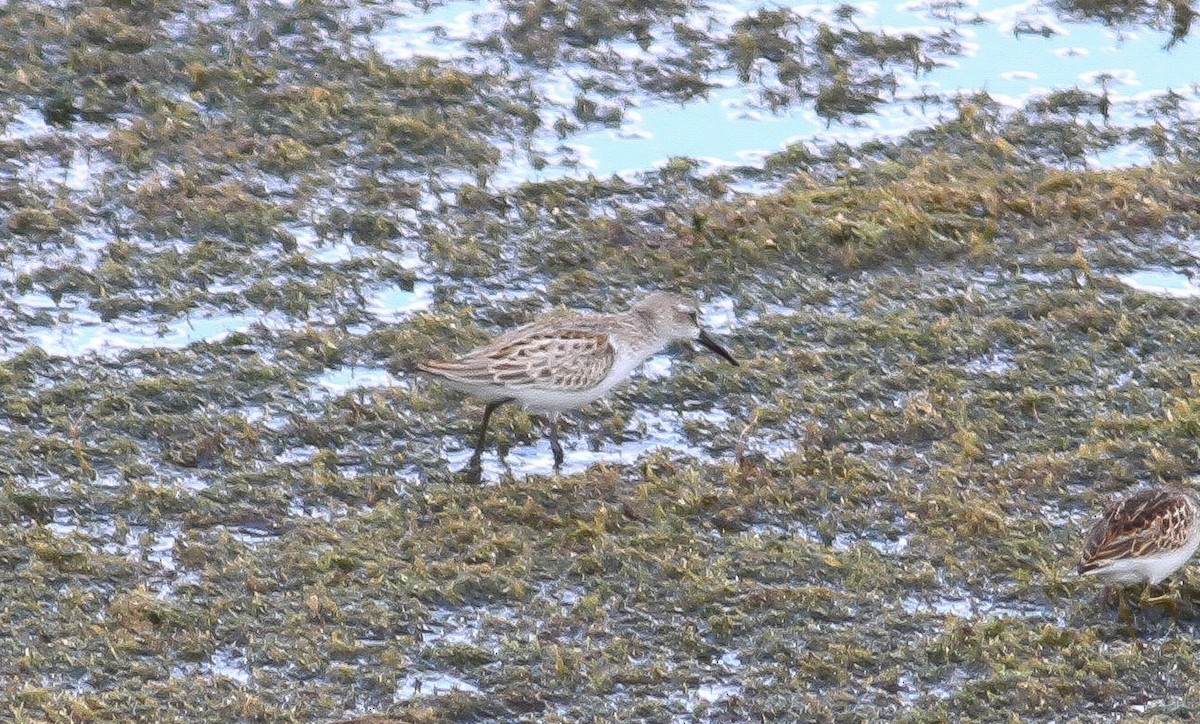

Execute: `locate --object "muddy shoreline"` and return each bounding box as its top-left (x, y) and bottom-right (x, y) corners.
top-left (4, 1), bottom-right (1200, 721)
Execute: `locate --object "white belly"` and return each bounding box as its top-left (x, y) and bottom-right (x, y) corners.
top-left (1085, 532), bottom-right (1200, 585)
top-left (516, 352), bottom-right (647, 413)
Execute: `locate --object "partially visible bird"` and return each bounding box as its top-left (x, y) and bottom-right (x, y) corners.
top-left (1079, 486), bottom-right (1200, 586)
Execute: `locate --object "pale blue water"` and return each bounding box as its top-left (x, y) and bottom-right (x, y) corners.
top-left (5, 298), bottom-right (294, 360)
top-left (374, 0), bottom-right (1200, 178)
top-left (313, 365), bottom-right (399, 398)
top-left (1120, 268), bottom-right (1200, 297)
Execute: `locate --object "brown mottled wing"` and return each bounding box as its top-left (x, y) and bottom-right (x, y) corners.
top-left (1080, 488), bottom-right (1196, 571)
top-left (419, 326), bottom-right (615, 391)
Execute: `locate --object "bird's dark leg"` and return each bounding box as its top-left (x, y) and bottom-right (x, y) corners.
top-left (468, 398), bottom-right (512, 470)
top-left (548, 413), bottom-right (564, 471)
top-left (1119, 593), bottom-right (1136, 637)
top-left (1099, 585), bottom-right (1137, 635)
top-left (1101, 585), bottom-right (1120, 609)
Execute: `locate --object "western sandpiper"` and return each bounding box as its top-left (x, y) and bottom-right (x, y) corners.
top-left (418, 292), bottom-right (738, 472)
top-left (1078, 486), bottom-right (1200, 587)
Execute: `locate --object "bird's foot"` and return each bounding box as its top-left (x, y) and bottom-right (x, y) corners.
top-left (548, 423), bottom-right (564, 472)
top-left (455, 453), bottom-right (484, 484)
top-left (1141, 582), bottom-right (1183, 619)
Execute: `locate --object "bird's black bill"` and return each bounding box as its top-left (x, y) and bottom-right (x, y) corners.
top-left (696, 330), bottom-right (738, 366)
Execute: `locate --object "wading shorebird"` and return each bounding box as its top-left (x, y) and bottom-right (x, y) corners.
top-left (418, 292), bottom-right (738, 473)
top-left (1078, 486), bottom-right (1200, 605)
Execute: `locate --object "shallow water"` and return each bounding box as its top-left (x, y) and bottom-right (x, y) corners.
top-left (440, 405), bottom-right (738, 482)
top-left (374, 0), bottom-right (1200, 178)
top-left (393, 671), bottom-right (480, 700)
top-left (1119, 268), bottom-right (1200, 298)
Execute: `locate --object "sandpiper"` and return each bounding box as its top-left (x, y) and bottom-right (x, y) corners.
top-left (1078, 486), bottom-right (1200, 587)
top-left (418, 292), bottom-right (738, 472)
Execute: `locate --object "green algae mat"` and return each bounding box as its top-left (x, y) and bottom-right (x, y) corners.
top-left (4, 0), bottom-right (1200, 721)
